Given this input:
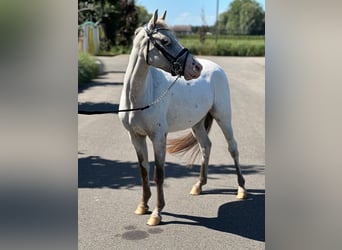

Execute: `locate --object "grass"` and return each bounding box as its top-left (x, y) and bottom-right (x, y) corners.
top-left (97, 45), bottom-right (132, 56)
top-left (178, 35), bottom-right (264, 56)
top-left (78, 52), bottom-right (99, 85)
top-left (96, 35), bottom-right (264, 57)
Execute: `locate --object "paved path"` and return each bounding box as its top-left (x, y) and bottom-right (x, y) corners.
top-left (78, 55), bottom-right (265, 250)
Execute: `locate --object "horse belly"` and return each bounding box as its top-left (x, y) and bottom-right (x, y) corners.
top-left (167, 80), bottom-right (214, 132)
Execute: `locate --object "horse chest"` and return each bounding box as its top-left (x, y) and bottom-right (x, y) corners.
top-left (120, 111), bottom-right (165, 136)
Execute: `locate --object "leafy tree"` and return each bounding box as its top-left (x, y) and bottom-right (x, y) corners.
top-left (117, 0), bottom-right (138, 46)
top-left (218, 0), bottom-right (264, 35)
top-left (218, 11), bottom-right (229, 34)
top-left (136, 5), bottom-right (152, 26)
top-left (78, 0), bottom-right (139, 47)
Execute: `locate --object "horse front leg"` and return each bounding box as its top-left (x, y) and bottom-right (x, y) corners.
top-left (130, 133), bottom-right (151, 215)
top-left (147, 132), bottom-right (167, 226)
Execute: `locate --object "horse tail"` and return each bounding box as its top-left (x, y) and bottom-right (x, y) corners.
top-left (167, 113), bottom-right (214, 166)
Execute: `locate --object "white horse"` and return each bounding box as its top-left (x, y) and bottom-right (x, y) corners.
top-left (119, 10), bottom-right (247, 226)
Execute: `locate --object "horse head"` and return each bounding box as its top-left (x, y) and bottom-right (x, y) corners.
top-left (134, 10), bottom-right (202, 81)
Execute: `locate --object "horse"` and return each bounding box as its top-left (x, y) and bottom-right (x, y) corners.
top-left (118, 10), bottom-right (247, 226)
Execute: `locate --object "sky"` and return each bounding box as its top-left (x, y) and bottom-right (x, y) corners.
top-left (136, 0), bottom-right (265, 26)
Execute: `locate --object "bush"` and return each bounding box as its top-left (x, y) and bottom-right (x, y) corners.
top-left (78, 52), bottom-right (99, 85)
top-left (178, 36), bottom-right (264, 56)
top-left (97, 45), bottom-right (131, 56)
top-left (95, 36), bottom-right (264, 57)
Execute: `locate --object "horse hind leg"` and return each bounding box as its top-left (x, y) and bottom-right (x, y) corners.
top-left (130, 133), bottom-right (151, 215)
top-left (229, 137), bottom-right (247, 199)
top-left (190, 115), bottom-right (212, 195)
top-left (214, 115), bottom-right (247, 199)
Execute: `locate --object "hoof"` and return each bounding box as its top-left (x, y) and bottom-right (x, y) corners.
top-left (147, 215), bottom-right (161, 226)
top-left (134, 205), bottom-right (149, 215)
top-left (190, 185), bottom-right (202, 195)
top-left (236, 187), bottom-right (247, 199)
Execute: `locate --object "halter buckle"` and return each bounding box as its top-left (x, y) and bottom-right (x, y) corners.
top-left (171, 62), bottom-right (182, 76)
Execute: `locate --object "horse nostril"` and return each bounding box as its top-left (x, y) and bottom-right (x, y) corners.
top-left (192, 63), bottom-right (200, 72)
top-left (195, 64), bottom-right (202, 73)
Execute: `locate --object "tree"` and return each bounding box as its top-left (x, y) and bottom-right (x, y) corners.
top-left (136, 5), bottom-right (152, 26)
top-left (117, 0), bottom-right (138, 46)
top-left (218, 0), bottom-right (264, 35)
top-left (78, 0), bottom-right (139, 47)
top-left (218, 11), bottom-right (229, 34)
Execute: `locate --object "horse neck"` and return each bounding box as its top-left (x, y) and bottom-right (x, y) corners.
top-left (122, 46), bottom-right (151, 109)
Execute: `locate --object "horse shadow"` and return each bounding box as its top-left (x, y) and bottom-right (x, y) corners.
top-left (78, 156), bottom-right (140, 189)
top-left (163, 190), bottom-right (265, 242)
top-left (78, 155), bottom-right (264, 189)
top-left (78, 156), bottom-right (264, 241)
top-left (78, 79), bottom-right (122, 94)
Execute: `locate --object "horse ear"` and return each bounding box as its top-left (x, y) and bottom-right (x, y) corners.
top-left (148, 9), bottom-right (158, 29)
top-left (161, 11), bottom-right (167, 20)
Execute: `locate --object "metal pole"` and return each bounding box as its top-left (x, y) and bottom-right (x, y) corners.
top-left (215, 0), bottom-right (219, 43)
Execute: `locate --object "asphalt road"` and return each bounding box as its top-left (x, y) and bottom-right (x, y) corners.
top-left (78, 55), bottom-right (265, 250)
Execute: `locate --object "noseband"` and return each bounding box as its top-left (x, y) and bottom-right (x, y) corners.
top-left (144, 25), bottom-right (189, 76)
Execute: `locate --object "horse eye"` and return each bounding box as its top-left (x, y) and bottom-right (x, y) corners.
top-left (161, 38), bottom-right (170, 45)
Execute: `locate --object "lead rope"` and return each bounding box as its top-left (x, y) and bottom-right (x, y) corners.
top-left (78, 75), bottom-right (180, 114)
top-left (117, 75), bottom-right (180, 113)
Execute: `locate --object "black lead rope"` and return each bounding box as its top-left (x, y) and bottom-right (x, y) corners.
top-left (78, 105), bottom-right (150, 115)
top-left (78, 76), bottom-right (180, 115)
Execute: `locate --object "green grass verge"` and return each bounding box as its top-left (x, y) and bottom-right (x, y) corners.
top-left (97, 46), bottom-right (131, 56)
top-left (178, 36), bottom-right (264, 56)
top-left (78, 52), bottom-right (99, 85)
top-left (96, 36), bottom-right (264, 57)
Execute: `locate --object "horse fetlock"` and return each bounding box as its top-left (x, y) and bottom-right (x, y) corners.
top-left (158, 202), bottom-right (165, 211)
top-left (236, 186), bottom-right (247, 199)
top-left (135, 203), bottom-right (149, 215)
top-left (200, 178), bottom-right (207, 186)
top-left (238, 176), bottom-right (245, 187)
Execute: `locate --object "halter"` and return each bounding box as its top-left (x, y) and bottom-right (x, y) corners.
top-left (144, 25), bottom-right (189, 76)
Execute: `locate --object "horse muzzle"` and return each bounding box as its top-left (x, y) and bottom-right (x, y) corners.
top-left (183, 54), bottom-right (203, 81)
